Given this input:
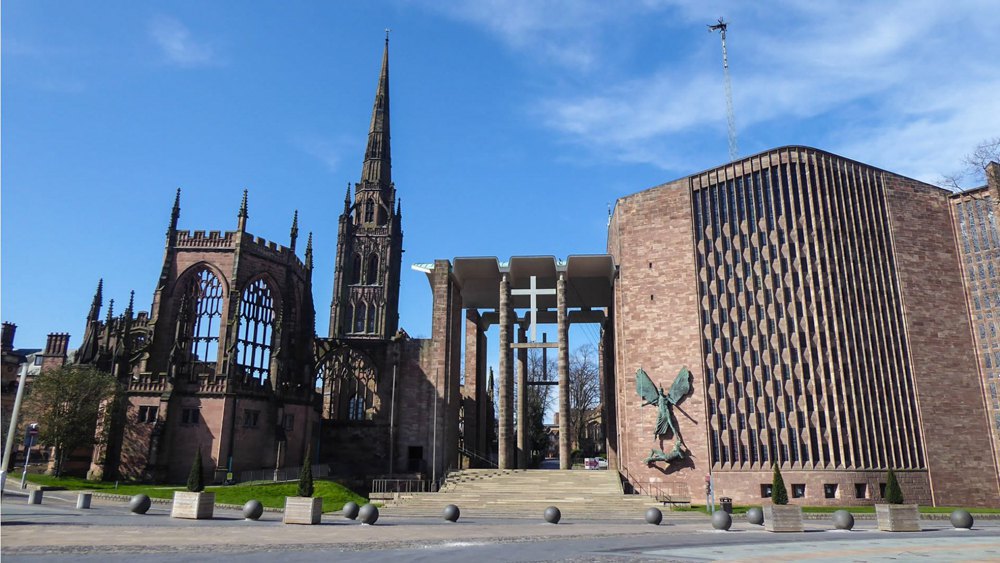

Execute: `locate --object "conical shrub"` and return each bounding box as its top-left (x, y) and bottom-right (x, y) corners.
top-left (298, 444), bottom-right (314, 497)
top-left (187, 449), bottom-right (204, 492)
top-left (884, 468), bottom-right (904, 504)
top-left (771, 464), bottom-right (788, 505)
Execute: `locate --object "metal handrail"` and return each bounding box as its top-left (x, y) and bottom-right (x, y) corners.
top-left (620, 466), bottom-right (690, 503)
top-left (370, 478), bottom-right (439, 495)
top-left (457, 446), bottom-right (498, 468)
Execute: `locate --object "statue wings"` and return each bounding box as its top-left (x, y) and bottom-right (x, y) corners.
top-left (635, 368), bottom-right (661, 404)
top-left (667, 366), bottom-right (692, 404)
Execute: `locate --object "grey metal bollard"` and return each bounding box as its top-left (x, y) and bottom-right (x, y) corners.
top-left (129, 494), bottom-right (151, 514)
top-left (832, 509), bottom-right (854, 530)
top-left (746, 507), bottom-right (764, 525)
top-left (243, 500), bottom-right (264, 520)
top-left (76, 492), bottom-right (93, 509)
top-left (358, 503), bottom-right (379, 525)
top-left (711, 510), bottom-right (732, 531)
top-left (28, 489), bottom-right (43, 504)
top-left (443, 504), bottom-right (460, 522)
top-left (343, 501), bottom-right (360, 520)
top-left (544, 506), bottom-right (561, 524)
top-left (645, 507), bottom-right (663, 525)
top-left (950, 509), bottom-right (973, 529)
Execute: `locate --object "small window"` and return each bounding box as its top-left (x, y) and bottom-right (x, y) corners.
top-left (348, 394), bottom-right (364, 421)
top-left (792, 484), bottom-right (806, 498)
top-left (33, 356), bottom-right (43, 366)
top-left (243, 409), bottom-right (260, 428)
top-left (854, 483), bottom-right (867, 499)
top-left (760, 484), bottom-right (772, 498)
top-left (824, 483), bottom-right (838, 499)
top-left (879, 482), bottom-right (887, 498)
top-left (181, 408), bottom-right (200, 425)
top-left (138, 405), bottom-right (158, 423)
top-left (283, 414), bottom-right (295, 432)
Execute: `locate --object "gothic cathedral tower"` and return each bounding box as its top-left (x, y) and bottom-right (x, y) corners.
top-left (329, 37), bottom-right (403, 341)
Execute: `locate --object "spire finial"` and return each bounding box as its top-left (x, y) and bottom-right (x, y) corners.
top-left (88, 279), bottom-right (104, 322)
top-left (167, 188), bottom-right (181, 238)
top-left (126, 290), bottom-right (135, 317)
top-left (360, 37), bottom-right (391, 187)
top-left (345, 183), bottom-right (352, 211)
top-left (385, 28), bottom-right (391, 43)
top-left (305, 232), bottom-right (314, 271)
top-left (106, 298), bottom-right (115, 324)
top-left (237, 189), bottom-right (248, 232)
top-left (290, 210), bottom-right (299, 251)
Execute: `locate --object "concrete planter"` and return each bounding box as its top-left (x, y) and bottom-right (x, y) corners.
top-left (876, 504), bottom-right (920, 532)
top-left (283, 496), bottom-right (322, 525)
top-left (763, 504), bottom-right (804, 532)
top-left (171, 491), bottom-right (215, 519)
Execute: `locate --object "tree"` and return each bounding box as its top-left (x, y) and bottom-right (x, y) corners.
top-left (298, 443), bottom-right (314, 497)
top-left (771, 464), bottom-right (788, 505)
top-left (524, 348), bottom-right (554, 465)
top-left (187, 448), bottom-right (204, 492)
top-left (568, 344), bottom-right (601, 456)
top-left (939, 136), bottom-right (1000, 190)
top-left (23, 365), bottom-right (120, 477)
top-left (884, 468), bottom-right (904, 504)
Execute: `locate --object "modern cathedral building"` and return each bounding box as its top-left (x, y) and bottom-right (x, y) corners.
top-left (607, 148), bottom-right (1000, 507)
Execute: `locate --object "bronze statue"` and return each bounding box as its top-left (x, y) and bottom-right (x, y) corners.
top-left (636, 367), bottom-right (691, 465)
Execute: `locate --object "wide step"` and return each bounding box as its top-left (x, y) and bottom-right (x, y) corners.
top-left (380, 468), bottom-right (685, 520)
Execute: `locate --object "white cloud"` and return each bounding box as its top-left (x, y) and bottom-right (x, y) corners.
top-left (291, 134), bottom-right (354, 173)
top-left (148, 16), bottom-right (221, 68)
top-left (440, 0), bottom-right (1000, 180)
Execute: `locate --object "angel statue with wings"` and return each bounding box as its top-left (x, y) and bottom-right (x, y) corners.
top-left (636, 367), bottom-right (692, 465)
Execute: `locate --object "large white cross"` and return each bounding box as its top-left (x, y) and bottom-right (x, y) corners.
top-left (511, 275), bottom-right (556, 342)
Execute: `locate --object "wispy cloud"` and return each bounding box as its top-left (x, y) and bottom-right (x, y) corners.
top-left (291, 134), bottom-right (354, 173)
top-left (148, 16), bottom-right (222, 68)
top-left (430, 0), bottom-right (1000, 182)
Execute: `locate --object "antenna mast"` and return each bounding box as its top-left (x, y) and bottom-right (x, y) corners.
top-left (708, 17), bottom-right (739, 161)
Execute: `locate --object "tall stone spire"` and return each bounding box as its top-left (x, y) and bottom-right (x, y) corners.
top-left (360, 35), bottom-right (391, 188)
top-left (167, 188), bottom-right (181, 239)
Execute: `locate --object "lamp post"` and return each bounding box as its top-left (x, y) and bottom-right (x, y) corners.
top-left (1, 365), bottom-right (31, 494)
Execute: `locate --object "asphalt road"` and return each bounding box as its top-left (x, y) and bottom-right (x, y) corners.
top-left (3, 485), bottom-right (999, 562)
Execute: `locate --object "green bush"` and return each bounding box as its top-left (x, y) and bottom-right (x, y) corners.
top-left (298, 444), bottom-right (314, 497)
top-left (186, 449), bottom-right (204, 492)
top-left (771, 464), bottom-right (788, 505)
top-left (884, 468), bottom-right (904, 504)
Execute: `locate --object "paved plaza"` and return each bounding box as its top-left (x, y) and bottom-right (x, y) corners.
top-left (2, 487), bottom-right (999, 562)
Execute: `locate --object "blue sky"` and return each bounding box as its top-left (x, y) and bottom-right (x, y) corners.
top-left (3, 0), bottom-right (999, 351)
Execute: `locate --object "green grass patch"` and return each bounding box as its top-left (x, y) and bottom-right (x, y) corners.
top-left (26, 475), bottom-right (367, 513)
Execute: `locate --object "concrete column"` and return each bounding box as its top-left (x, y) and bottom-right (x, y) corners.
top-left (498, 274), bottom-right (513, 469)
top-left (557, 272), bottom-right (571, 469)
top-left (463, 310), bottom-right (481, 460)
top-left (516, 325), bottom-right (528, 469)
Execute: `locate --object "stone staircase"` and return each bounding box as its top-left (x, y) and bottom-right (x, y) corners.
top-left (379, 469), bottom-right (686, 520)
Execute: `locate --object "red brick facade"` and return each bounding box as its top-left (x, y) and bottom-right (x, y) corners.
top-left (609, 147), bottom-right (1000, 507)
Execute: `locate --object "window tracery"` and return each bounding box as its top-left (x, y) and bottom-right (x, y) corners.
top-left (236, 277), bottom-right (275, 383)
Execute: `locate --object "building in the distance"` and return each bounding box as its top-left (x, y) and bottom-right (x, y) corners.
top-left (607, 147), bottom-right (1000, 508)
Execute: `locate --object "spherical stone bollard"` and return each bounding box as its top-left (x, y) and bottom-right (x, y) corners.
top-left (343, 501), bottom-right (360, 520)
top-left (443, 504), bottom-right (461, 522)
top-left (746, 507), bottom-right (764, 526)
top-left (243, 500), bottom-right (264, 521)
top-left (358, 503), bottom-right (379, 525)
top-left (711, 510), bottom-right (732, 531)
top-left (950, 509), bottom-right (974, 529)
top-left (129, 494), bottom-right (151, 515)
top-left (832, 509), bottom-right (855, 531)
top-left (645, 507), bottom-right (663, 525)
top-left (544, 506), bottom-right (561, 524)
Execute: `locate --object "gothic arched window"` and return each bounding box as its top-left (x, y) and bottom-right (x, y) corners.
top-left (350, 253), bottom-right (362, 285)
top-left (236, 278), bottom-right (275, 383)
top-left (366, 253), bottom-right (379, 285)
top-left (348, 393), bottom-right (365, 420)
top-left (345, 303), bottom-right (355, 334)
top-left (181, 268), bottom-right (224, 368)
top-left (364, 199), bottom-right (375, 223)
top-left (316, 346), bottom-right (378, 421)
top-left (366, 304), bottom-right (377, 333)
top-left (354, 303), bottom-right (366, 334)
